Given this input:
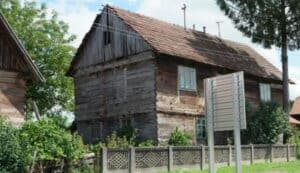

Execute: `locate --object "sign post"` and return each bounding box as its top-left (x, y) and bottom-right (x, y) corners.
top-left (204, 72), bottom-right (246, 173)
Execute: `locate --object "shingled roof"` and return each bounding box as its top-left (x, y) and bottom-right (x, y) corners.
top-left (69, 5), bottom-right (283, 83)
top-left (290, 97), bottom-right (300, 116)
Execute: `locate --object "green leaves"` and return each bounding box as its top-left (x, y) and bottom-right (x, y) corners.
top-left (242, 101), bottom-right (290, 144)
top-left (19, 118), bottom-right (86, 166)
top-left (0, 0), bottom-right (75, 115)
top-left (216, 0), bottom-right (300, 50)
top-left (0, 118), bottom-right (25, 173)
top-left (168, 127), bottom-right (191, 146)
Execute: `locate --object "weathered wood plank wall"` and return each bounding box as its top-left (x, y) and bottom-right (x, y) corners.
top-left (72, 7), bottom-right (155, 143)
top-left (73, 7), bottom-right (151, 72)
top-left (75, 53), bottom-right (157, 143)
top-left (0, 26), bottom-right (28, 74)
top-left (0, 70), bottom-right (26, 125)
top-left (155, 56), bottom-right (283, 144)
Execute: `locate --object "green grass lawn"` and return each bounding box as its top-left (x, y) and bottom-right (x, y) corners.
top-left (167, 161), bottom-right (300, 173)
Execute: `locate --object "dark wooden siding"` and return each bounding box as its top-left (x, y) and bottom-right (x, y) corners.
top-left (0, 26), bottom-right (31, 124)
top-left (0, 32), bottom-right (27, 73)
top-left (72, 8), bottom-right (151, 72)
top-left (74, 52), bottom-right (157, 143)
top-left (155, 56), bottom-right (283, 144)
top-left (72, 7), bottom-right (156, 144)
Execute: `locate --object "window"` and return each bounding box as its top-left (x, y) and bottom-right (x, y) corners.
top-left (103, 31), bottom-right (111, 45)
top-left (196, 117), bottom-right (206, 140)
top-left (259, 83), bottom-right (271, 102)
top-left (120, 116), bottom-right (132, 128)
top-left (115, 68), bottom-right (127, 103)
top-left (91, 122), bottom-right (103, 142)
top-left (178, 66), bottom-right (197, 91)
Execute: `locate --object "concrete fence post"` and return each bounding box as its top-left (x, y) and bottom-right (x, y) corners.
top-left (101, 147), bottom-right (108, 173)
top-left (250, 144), bottom-right (254, 165)
top-left (168, 146), bottom-right (173, 172)
top-left (129, 147), bottom-right (136, 173)
top-left (270, 144), bottom-right (273, 163)
top-left (201, 145), bottom-right (205, 170)
top-left (228, 144), bottom-right (232, 166)
top-left (287, 144), bottom-right (290, 162)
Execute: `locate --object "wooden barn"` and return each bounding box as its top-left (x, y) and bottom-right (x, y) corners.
top-left (0, 13), bottom-right (44, 125)
top-left (67, 5), bottom-right (284, 144)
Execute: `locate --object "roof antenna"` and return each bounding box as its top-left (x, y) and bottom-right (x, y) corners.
top-left (181, 4), bottom-right (187, 30)
top-left (216, 21), bottom-right (224, 37)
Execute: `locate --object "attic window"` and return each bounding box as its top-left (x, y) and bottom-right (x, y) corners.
top-left (103, 31), bottom-right (111, 45)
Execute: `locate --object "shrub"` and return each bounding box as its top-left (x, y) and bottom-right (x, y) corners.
top-left (0, 118), bottom-right (25, 172)
top-left (292, 129), bottom-right (300, 159)
top-left (168, 127), bottom-right (191, 146)
top-left (243, 101), bottom-right (290, 144)
top-left (101, 126), bottom-right (155, 148)
top-left (116, 126), bottom-right (137, 145)
top-left (19, 118), bottom-right (86, 172)
top-left (137, 140), bottom-right (155, 147)
top-left (106, 132), bottom-right (132, 148)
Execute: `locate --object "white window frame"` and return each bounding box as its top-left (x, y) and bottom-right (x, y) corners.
top-left (178, 65), bottom-right (197, 91)
top-left (259, 83), bottom-right (271, 102)
top-left (196, 117), bottom-right (206, 140)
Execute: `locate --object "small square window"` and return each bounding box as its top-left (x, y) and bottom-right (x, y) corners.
top-left (178, 66), bottom-right (197, 91)
top-left (196, 117), bottom-right (206, 140)
top-left (259, 83), bottom-right (271, 102)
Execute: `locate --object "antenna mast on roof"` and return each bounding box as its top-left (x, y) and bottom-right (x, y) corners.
top-left (182, 4), bottom-right (187, 30)
top-left (216, 21), bottom-right (224, 37)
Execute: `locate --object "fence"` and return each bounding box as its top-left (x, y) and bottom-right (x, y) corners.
top-left (97, 144), bottom-right (296, 173)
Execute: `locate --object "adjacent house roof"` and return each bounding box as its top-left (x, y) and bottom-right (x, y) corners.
top-left (289, 116), bottom-right (300, 125)
top-left (0, 12), bottom-right (44, 82)
top-left (290, 97), bottom-right (300, 116)
top-left (69, 5), bottom-right (283, 83)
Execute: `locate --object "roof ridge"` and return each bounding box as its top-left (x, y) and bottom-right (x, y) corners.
top-left (68, 4), bottom-right (284, 83)
top-left (106, 4), bottom-right (263, 49)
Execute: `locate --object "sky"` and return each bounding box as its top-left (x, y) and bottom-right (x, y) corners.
top-left (36, 0), bottom-right (300, 100)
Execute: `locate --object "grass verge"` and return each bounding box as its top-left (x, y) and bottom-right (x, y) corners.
top-left (166, 161), bottom-right (300, 173)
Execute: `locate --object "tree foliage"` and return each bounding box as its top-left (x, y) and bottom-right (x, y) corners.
top-left (216, 0), bottom-right (300, 49)
top-left (216, 0), bottom-right (300, 112)
top-left (19, 118), bottom-right (86, 166)
top-left (242, 101), bottom-right (290, 144)
top-left (0, 118), bottom-right (25, 173)
top-left (0, 0), bottom-right (76, 115)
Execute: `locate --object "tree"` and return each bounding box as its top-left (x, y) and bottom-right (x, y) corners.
top-left (242, 102), bottom-right (290, 144)
top-left (216, 0), bottom-right (300, 113)
top-left (0, 0), bottom-right (76, 115)
top-left (19, 118), bottom-right (86, 172)
top-left (0, 118), bottom-right (25, 172)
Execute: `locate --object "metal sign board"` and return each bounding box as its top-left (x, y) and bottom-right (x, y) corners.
top-left (205, 72), bottom-right (246, 131)
top-left (204, 71), bottom-right (246, 173)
